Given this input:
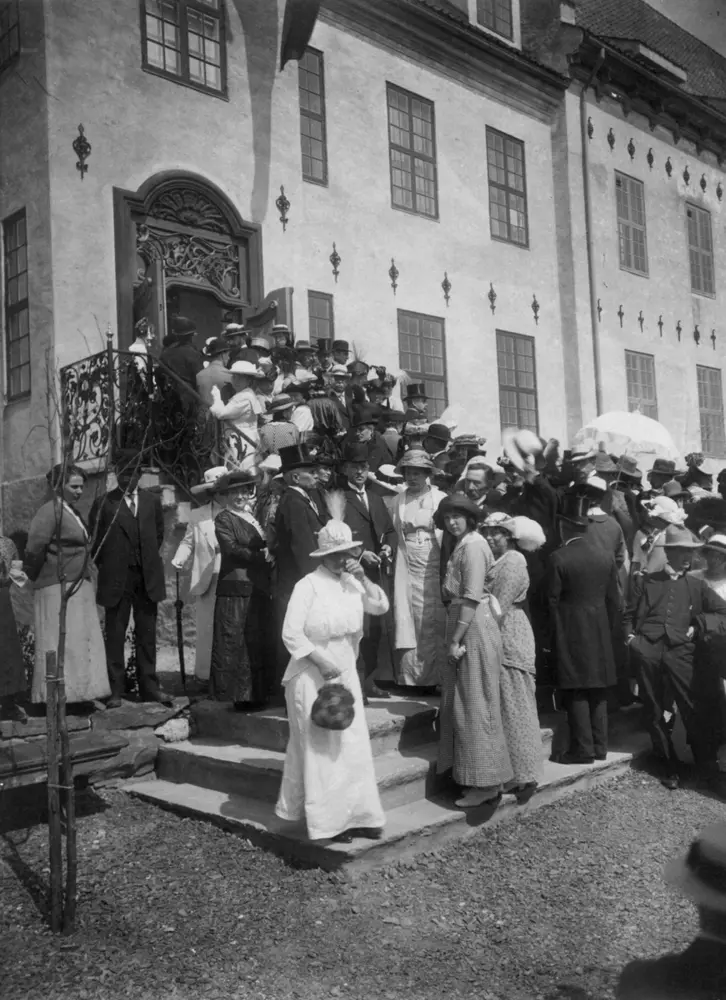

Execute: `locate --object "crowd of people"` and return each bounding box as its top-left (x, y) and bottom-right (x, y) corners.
top-left (4, 314), bottom-right (726, 845)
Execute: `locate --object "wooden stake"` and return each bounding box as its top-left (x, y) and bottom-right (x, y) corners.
top-left (57, 584), bottom-right (77, 934)
top-left (45, 650), bottom-right (63, 933)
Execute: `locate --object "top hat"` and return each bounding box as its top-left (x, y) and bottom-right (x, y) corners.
top-left (342, 442), bottom-right (370, 465)
top-left (654, 524), bottom-right (703, 548)
top-left (295, 340), bottom-right (316, 354)
top-left (316, 338), bottom-right (333, 353)
top-left (665, 823), bottom-right (726, 913)
top-left (651, 458), bottom-right (677, 476)
top-left (279, 443), bottom-right (316, 471)
top-left (190, 465), bottom-right (228, 496)
top-left (331, 340), bottom-right (350, 353)
top-left (425, 422), bottom-right (451, 445)
top-left (558, 491), bottom-right (590, 528)
top-left (204, 337), bottom-right (229, 358)
top-left (405, 383), bottom-right (427, 401)
top-left (172, 316), bottom-right (196, 337)
top-left (397, 449), bottom-right (434, 472)
top-left (616, 455), bottom-right (642, 481)
top-left (213, 468), bottom-right (261, 493)
top-left (351, 404), bottom-right (381, 427)
top-left (266, 393), bottom-right (295, 414)
top-left (347, 360), bottom-right (370, 376)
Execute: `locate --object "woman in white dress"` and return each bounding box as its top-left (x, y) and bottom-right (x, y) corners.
top-left (275, 495), bottom-right (388, 843)
top-left (23, 464), bottom-right (110, 705)
top-left (391, 450), bottom-right (448, 690)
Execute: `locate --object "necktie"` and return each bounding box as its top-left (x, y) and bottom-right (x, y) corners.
top-left (128, 495), bottom-right (137, 517)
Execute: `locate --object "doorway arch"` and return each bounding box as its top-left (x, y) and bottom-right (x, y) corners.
top-left (113, 172), bottom-right (263, 350)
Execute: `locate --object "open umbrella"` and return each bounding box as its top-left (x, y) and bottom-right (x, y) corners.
top-left (572, 410), bottom-right (681, 468)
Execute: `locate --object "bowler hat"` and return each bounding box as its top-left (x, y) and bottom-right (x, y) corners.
top-left (665, 823), bottom-right (726, 913)
top-left (351, 404), bottom-right (381, 427)
top-left (332, 340), bottom-right (350, 353)
top-left (425, 422), bottom-right (451, 445)
top-left (172, 316), bottom-right (196, 337)
top-left (204, 337), bottom-right (229, 358)
top-left (295, 340), bottom-right (316, 354)
top-left (655, 524), bottom-right (703, 548)
top-left (229, 360), bottom-right (263, 378)
top-left (662, 480), bottom-right (690, 500)
top-left (651, 458), bottom-right (676, 476)
top-left (279, 443), bottom-right (316, 471)
top-left (311, 683), bottom-right (355, 731)
top-left (405, 383), bottom-right (427, 400)
top-left (342, 442), bottom-right (370, 465)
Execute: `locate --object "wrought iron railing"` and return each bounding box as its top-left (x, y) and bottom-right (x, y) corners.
top-left (60, 336), bottom-right (222, 498)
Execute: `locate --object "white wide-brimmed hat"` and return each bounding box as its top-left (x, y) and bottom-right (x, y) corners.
top-left (310, 520), bottom-right (362, 558)
top-left (190, 466), bottom-right (228, 496)
top-left (502, 428), bottom-right (543, 473)
top-left (702, 533), bottom-right (726, 554)
top-left (229, 360), bottom-right (264, 378)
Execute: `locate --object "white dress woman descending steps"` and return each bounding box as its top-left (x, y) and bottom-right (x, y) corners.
top-left (275, 493), bottom-right (389, 841)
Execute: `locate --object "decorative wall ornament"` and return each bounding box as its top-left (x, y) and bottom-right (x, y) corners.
top-left (701, 174), bottom-right (708, 192)
top-left (712, 329), bottom-right (717, 350)
top-left (146, 188), bottom-right (228, 233)
top-left (627, 137), bottom-right (636, 160)
top-left (617, 304), bottom-right (624, 328)
top-left (72, 124), bottom-right (91, 180)
top-left (389, 258), bottom-right (399, 295)
top-left (531, 295), bottom-right (540, 325)
top-left (683, 164), bottom-right (690, 185)
top-left (137, 224), bottom-right (242, 301)
top-left (647, 148), bottom-right (654, 170)
top-left (330, 243), bottom-right (341, 282)
top-left (607, 128), bottom-right (615, 151)
top-left (597, 299), bottom-right (602, 322)
top-left (694, 324), bottom-right (701, 346)
top-left (657, 315), bottom-right (664, 338)
top-left (587, 117), bottom-right (593, 140)
top-left (665, 157), bottom-right (673, 177)
top-left (275, 186), bottom-right (290, 232)
top-left (638, 310), bottom-right (644, 332)
top-left (442, 272), bottom-right (451, 307)
top-left (488, 283), bottom-right (497, 314)
top-left (676, 320), bottom-right (682, 342)
top-left (718, 182), bottom-right (724, 202)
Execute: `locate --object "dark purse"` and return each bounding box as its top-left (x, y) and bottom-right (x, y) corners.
top-left (310, 683), bottom-right (355, 731)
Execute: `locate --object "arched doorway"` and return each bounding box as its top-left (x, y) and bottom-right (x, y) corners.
top-left (113, 172), bottom-right (264, 352)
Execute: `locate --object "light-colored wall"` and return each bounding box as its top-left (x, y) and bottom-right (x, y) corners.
top-left (576, 90), bottom-right (726, 465)
top-left (39, 0), bottom-right (565, 451)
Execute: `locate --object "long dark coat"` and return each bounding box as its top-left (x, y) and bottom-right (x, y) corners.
top-left (90, 489), bottom-right (166, 607)
top-left (547, 537), bottom-right (619, 689)
top-left (273, 486), bottom-right (329, 606)
top-left (342, 486), bottom-right (397, 583)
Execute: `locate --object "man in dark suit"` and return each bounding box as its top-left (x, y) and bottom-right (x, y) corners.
top-left (90, 452), bottom-right (169, 708)
top-left (348, 404), bottom-right (394, 474)
top-left (340, 443), bottom-right (397, 700)
top-left (159, 316), bottom-right (205, 389)
top-left (272, 443), bottom-right (330, 691)
top-left (617, 823), bottom-right (726, 999)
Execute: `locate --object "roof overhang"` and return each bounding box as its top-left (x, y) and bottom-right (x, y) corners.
top-left (602, 37), bottom-right (688, 85)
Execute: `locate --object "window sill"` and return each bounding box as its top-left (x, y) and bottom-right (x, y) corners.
top-left (4, 391), bottom-right (31, 405)
top-left (491, 233), bottom-right (530, 251)
top-left (141, 65), bottom-right (229, 102)
top-left (691, 288), bottom-right (717, 300)
top-left (619, 265), bottom-right (649, 279)
top-left (303, 176), bottom-right (329, 188)
top-left (391, 202), bottom-right (440, 223)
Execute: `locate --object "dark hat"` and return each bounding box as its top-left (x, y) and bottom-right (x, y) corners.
top-left (342, 442), bottom-right (370, 465)
top-left (405, 383), bottom-right (427, 400)
top-left (266, 393), bottom-right (295, 414)
top-left (316, 338), bottom-right (333, 353)
top-left (313, 452), bottom-right (337, 467)
top-left (204, 337), bottom-right (229, 358)
top-left (347, 360), bottom-right (370, 376)
top-left (558, 491), bottom-right (590, 528)
top-left (425, 422), bottom-right (451, 445)
top-left (311, 683), bottom-right (355, 731)
top-left (651, 458), bottom-right (676, 476)
top-left (279, 443), bottom-right (316, 471)
top-left (351, 404), bottom-right (381, 427)
top-left (616, 455), bottom-right (642, 481)
top-left (295, 340), bottom-right (316, 354)
top-left (594, 450), bottom-right (618, 474)
top-left (212, 468), bottom-right (261, 493)
top-left (662, 480), bottom-right (690, 500)
top-left (171, 315), bottom-right (196, 337)
top-left (381, 407), bottom-right (406, 423)
top-left (665, 823), bottom-right (726, 913)
top-left (436, 492), bottom-right (483, 523)
top-left (332, 340), bottom-right (350, 353)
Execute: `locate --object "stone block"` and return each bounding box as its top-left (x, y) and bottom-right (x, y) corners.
top-left (82, 728), bottom-right (159, 784)
top-left (0, 713), bottom-right (91, 740)
top-left (90, 698), bottom-right (188, 732)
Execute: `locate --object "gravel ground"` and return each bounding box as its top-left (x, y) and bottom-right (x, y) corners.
top-left (2, 770), bottom-right (726, 1000)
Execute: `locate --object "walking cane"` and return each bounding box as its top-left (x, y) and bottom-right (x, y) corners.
top-left (174, 571), bottom-right (187, 692)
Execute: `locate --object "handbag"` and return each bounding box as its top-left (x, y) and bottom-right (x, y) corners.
top-left (311, 682), bottom-right (355, 731)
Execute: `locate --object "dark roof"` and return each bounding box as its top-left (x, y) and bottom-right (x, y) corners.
top-left (575, 0), bottom-right (726, 100)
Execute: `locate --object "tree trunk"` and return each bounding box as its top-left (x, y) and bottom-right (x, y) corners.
top-left (45, 650), bottom-right (63, 933)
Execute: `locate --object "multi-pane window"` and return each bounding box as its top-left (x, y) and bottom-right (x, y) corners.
top-left (387, 85), bottom-right (438, 219)
top-left (3, 210), bottom-right (30, 399)
top-left (477, 0), bottom-right (513, 39)
top-left (486, 129), bottom-right (528, 247)
top-left (307, 291), bottom-right (334, 343)
top-left (0, 1), bottom-right (20, 73)
top-left (687, 204), bottom-right (715, 296)
top-left (299, 49), bottom-right (327, 185)
top-left (615, 172), bottom-right (648, 276)
top-left (625, 350), bottom-right (658, 420)
top-left (496, 331), bottom-right (538, 433)
top-left (397, 310), bottom-right (447, 417)
top-left (141, 0), bottom-right (225, 96)
top-left (697, 365), bottom-right (726, 455)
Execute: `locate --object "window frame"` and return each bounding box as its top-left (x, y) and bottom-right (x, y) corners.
top-left (298, 47), bottom-right (328, 187)
top-left (697, 365), bottom-right (726, 457)
top-left (386, 83), bottom-right (439, 221)
top-left (624, 349), bottom-right (658, 420)
top-left (0, 0), bottom-right (20, 75)
top-left (495, 330), bottom-right (539, 434)
top-left (615, 171), bottom-right (649, 277)
top-left (486, 127), bottom-right (529, 249)
top-left (476, 0), bottom-right (514, 41)
top-left (139, 0), bottom-right (228, 100)
top-left (307, 290), bottom-right (334, 344)
top-left (3, 208), bottom-right (31, 401)
top-left (687, 202), bottom-right (716, 298)
top-left (397, 309), bottom-right (448, 417)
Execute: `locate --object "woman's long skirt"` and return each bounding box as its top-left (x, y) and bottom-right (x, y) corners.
top-left (210, 590), bottom-right (271, 703)
top-left (397, 536), bottom-right (446, 687)
top-left (500, 665), bottom-right (543, 786)
top-left (437, 601), bottom-right (513, 788)
top-left (194, 588), bottom-right (216, 682)
top-left (31, 581), bottom-right (110, 704)
top-left (0, 586), bottom-right (26, 698)
top-left (276, 648), bottom-right (385, 840)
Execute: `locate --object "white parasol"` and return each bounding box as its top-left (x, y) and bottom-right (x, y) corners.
top-left (572, 410), bottom-right (681, 468)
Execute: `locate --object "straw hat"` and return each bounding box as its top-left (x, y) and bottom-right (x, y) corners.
top-left (190, 466), bottom-right (228, 496)
top-left (502, 428), bottom-right (542, 473)
top-left (702, 533), bottom-right (726, 555)
top-left (213, 468), bottom-right (261, 493)
top-left (229, 360), bottom-right (263, 378)
top-left (654, 524), bottom-right (703, 548)
top-left (397, 449), bottom-right (434, 472)
top-left (309, 519), bottom-right (362, 558)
